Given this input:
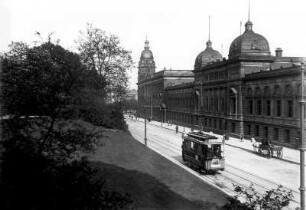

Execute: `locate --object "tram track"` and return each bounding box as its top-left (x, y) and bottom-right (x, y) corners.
top-left (127, 118), bottom-right (299, 209)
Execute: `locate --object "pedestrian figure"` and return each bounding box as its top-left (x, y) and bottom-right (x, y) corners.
top-left (251, 135), bottom-right (255, 143)
top-left (240, 134), bottom-right (244, 142)
top-left (175, 125), bottom-right (179, 134)
top-left (222, 134), bottom-right (226, 145)
top-left (224, 130), bottom-right (229, 140)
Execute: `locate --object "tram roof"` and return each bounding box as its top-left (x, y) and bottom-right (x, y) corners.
top-left (186, 131), bottom-right (219, 143)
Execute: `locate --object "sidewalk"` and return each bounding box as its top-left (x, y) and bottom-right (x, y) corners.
top-left (134, 117), bottom-right (300, 165)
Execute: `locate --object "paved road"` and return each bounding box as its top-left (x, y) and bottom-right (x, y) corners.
top-left (126, 117), bottom-right (300, 210)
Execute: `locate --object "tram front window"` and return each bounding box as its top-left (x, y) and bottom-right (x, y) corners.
top-left (211, 144), bottom-right (222, 158)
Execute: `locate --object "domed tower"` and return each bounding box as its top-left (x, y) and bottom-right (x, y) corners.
top-left (228, 20), bottom-right (271, 59)
top-left (194, 39), bottom-right (222, 71)
top-left (194, 16), bottom-right (222, 71)
top-left (138, 39), bottom-right (156, 82)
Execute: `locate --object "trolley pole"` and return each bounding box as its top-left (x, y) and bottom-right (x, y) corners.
top-left (300, 63), bottom-right (305, 210)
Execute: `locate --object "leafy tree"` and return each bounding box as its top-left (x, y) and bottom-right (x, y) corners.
top-left (222, 184), bottom-right (293, 210)
top-left (2, 41), bottom-right (86, 118)
top-left (1, 39), bottom-right (133, 209)
top-left (76, 23), bottom-right (134, 102)
top-left (122, 98), bottom-right (138, 113)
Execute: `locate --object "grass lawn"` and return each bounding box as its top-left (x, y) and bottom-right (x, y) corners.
top-left (91, 128), bottom-right (228, 210)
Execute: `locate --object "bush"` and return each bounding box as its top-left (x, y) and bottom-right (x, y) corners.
top-left (221, 184), bottom-right (293, 210)
top-left (62, 102), bottom-right (127, 131)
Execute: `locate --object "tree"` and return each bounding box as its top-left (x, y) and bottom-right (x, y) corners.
top-left (122, 98), bottom-right (138, 113)
top-left (1, 39), bottom-right (133, 209)
top-left (2, 41), bottom-right (87, 118)
top-left (76, 23), bottom-right (134, 102)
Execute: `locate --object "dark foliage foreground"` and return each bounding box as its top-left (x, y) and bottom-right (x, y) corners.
top-left (0, 118), bottom-right (134, 210)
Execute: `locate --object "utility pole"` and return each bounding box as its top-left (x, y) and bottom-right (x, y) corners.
top-left (144, 106), bottom-right (147, 147)
top-left (144, 117), bottom-right (147, 146)
top-left (300, 63), bottom-right (305, 210)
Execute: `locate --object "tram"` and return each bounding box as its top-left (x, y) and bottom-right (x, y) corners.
top-left (182, 131), bottom-right (225, 173)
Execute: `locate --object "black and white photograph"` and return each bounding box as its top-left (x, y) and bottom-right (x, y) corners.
top-left (1, 0), bottom-right (306, 209)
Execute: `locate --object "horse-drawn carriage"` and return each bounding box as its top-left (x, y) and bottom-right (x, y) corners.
top-left (252, 137), bottom-right (283, 159)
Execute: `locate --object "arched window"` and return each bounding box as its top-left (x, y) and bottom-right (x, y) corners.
top-left (264, 86), bottom-right (271, 116)
top-left (264, 86), bottom-right (271, 97)
top-left (230, 87), bottom-right (238, 115)
top-left (273, 85), bottom-right (282, 117)
top-left (285, 85), bottom-right (294, 118)
top-left (247, 87), bottom-right (253, 97)
top-left (246, 87), bottom-right (253, 115)
top-left (273, 85), bottom-right (281, 97)
top-left (255, 87), bottom-right (262, 115)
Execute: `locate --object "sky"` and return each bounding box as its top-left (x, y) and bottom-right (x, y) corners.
top-left (1, 0), bottom-right (306, 90)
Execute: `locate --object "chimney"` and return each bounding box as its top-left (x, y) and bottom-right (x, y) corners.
top-left (275, 48), bottom-right (283, 57)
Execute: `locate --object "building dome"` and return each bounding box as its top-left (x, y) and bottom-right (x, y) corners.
top-left (194, 40), bottom-right (222, 70)
top-left (141, 39), bottom-right (154, 59)
top-left (228, 21), bottom-right (270, 59)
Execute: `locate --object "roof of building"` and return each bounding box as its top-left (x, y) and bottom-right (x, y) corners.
top-left (140, 39), bottom-right (154, 60)
top-left (229, 21), bottom-right (271, 59)
top-left (194, 40), bottom-right (222, 71)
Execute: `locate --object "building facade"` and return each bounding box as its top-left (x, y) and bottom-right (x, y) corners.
top-left (137, 21), bottom-right (306, 148)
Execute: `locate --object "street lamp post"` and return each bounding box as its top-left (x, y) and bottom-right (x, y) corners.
top-left (144, 117), bottom-right (147, 146)
top-left (300, 63), bottom-right (305, 210)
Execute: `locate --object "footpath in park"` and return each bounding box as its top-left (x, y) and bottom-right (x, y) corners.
top-left (135, 117), bottom-right (300, 165)
top-left (91, 128), bottom-right (228, 210)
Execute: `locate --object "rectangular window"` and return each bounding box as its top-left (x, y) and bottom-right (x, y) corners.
top-left (219, 119), bottom-right (223, 129)
top-left (221, 98), bottom-right (225, 112)
top-left (264, 127), bottom-right (268, 138)
top-left (257, 100), bottom-right (262, 115)
top-left (216, 98), bottom-right (219, 111)
top-left (274, 128), bottom-right (279, 141)
top-left (214, 98), bottom-right (217, 111)
top-left (285, 130), bottom-right (290, 143)
top-left (209, 119), bottom-right (212, 127)
top-left (249, 100), bottom-right (253, 114)
top-left (276, 100), bottom-right (282, 117)
top-left (266, 100), bottom-right (271, 116)
top-left (191, 141), bottom-right (194, 149)
top-left (231, 98), bottom-right (236, 114)
top-left (297, 131), bottom-right (301, 145)
top-left (247, 124), bottom-right (251, 135)
top-left (210, 98), bottom-right (214, 111)
top-left (255, 125), bottom-right (259, 136)
top-left (232, 122), bottom-right (235, 133)
top-left (287, 100), bottom-right (293, 118)
top-left (214, 119), bottom-right (217, 128)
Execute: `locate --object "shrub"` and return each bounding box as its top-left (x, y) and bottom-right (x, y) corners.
top-left (221, 184), bottom-right (293, 210)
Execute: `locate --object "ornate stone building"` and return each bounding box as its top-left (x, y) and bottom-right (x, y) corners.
top-left (137, 39), bottom-right (194, 121)
top-left (137, 21), bottom-right (306, 148)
